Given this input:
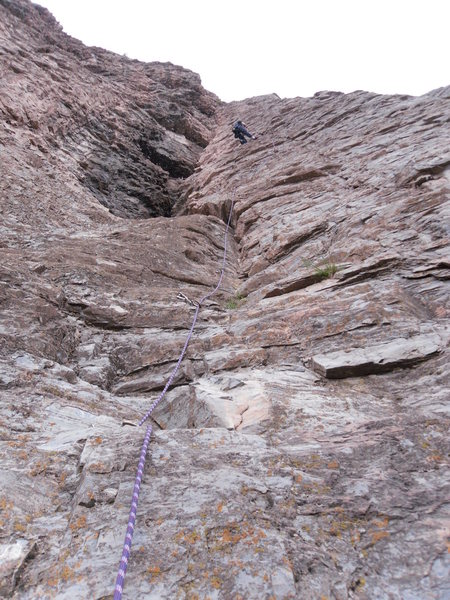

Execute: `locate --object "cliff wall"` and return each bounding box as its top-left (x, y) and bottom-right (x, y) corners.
top-left (0, 1), bottom-right (449, 598)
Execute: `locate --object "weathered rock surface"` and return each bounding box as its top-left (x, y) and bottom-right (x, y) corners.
top-left (1, 1), bottom-right (449, 599)
top-left (311, 332), bottom-right (444, 378)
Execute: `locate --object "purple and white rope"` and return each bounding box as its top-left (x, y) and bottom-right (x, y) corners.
top-left (113, 425), bottom-right (152, 600)
top-left (139, 191), bottom-right (236, 426)
top-left (113, 192), bottom-right (235, 599)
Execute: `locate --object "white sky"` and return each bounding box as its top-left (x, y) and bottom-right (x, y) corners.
top-left (35, 0), bottom-right (449, 102)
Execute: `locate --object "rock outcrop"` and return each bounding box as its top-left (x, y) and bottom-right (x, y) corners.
top-left (0, 0), bottom-right (220, 220)
top-left (1, 1), bottom-right (449, 599)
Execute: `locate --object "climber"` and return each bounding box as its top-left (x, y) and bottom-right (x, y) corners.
top-left (232, 120), bottom-right (256, 145)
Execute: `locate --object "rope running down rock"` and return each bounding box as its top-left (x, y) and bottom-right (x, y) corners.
top-left (113, 191), bottom-right (236, 599)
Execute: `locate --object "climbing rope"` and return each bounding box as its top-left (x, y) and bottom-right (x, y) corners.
top-left (113, 425), bottom-right (152, 600)
top-left (113, 190), bottom-right (236, 599)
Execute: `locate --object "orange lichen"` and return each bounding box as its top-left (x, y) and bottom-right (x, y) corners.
top-left (88, 462), bottom-right (107, 472)
top-left (427, 454), bottom-right (443, 463)
top-left (60, 565), bottom-right (75, 582)
top-left (47, 573), bottom-right (59, 587)
top-left (373, 517), bottom-right (389, 529)
top-left (146, 565), bottom-right (162, 583)
top-left (222, 528), bottom-right (233, 543)
top-left (175, 529), bottom-right (201, 545)
top-left (47, 562), bottom-right (76, 587)
top-left (8, 440), bottom-right (22, 448)
top-left (0, 497), bottom-right (13, 511)
top-left (69, 515), bottom-right (87, 531)
top-left (371, 531), bottom-right (389, 544)
top-left (147, 565), bottom-right (161, 575)
top-left (29, 460), bottom-right (49, 476)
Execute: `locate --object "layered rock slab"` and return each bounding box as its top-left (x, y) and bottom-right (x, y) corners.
top-left (311, 332), bottom-right (444, 378)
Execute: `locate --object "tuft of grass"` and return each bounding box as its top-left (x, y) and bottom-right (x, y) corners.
top-left (314, 263), bottom-right (339, 280)
top-left (225, 299), bottom-right (238, 310)
top-left (225, 293), bottom-right (246, 310)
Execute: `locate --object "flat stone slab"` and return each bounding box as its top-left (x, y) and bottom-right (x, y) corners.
top-left (311, 333), bottom-right (442, 378)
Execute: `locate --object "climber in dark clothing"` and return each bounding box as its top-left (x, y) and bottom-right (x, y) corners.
top-left (232, 120), bottom-right (255, 144)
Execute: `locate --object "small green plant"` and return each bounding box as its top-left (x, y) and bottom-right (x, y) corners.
top-left (225, 299), bottom-right (238, 309)
top-left (225, 293), bottom-right (246, 310)
top-left (314, 263), bottom-right (339, 280)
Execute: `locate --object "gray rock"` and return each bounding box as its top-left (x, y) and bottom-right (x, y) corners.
top-left (0, 540), bottom-right (36, 596)
top-left (311, 332), bottom-right (444, 378)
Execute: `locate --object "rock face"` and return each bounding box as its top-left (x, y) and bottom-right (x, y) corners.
top-left (1, 1), bottom-right (449, 599)
top-left (0, 0), bottom-right (220, 220)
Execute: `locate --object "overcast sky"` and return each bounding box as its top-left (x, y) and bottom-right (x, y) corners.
top-left (35, 0), bottom-right (449, 102)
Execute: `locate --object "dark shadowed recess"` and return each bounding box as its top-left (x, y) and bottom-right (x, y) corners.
top-left (77, 127), bottom-right (198, 220)
top-left (0, 0), bottom-right (219, 220)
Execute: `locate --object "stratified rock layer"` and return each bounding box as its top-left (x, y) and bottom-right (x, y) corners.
top-left (311, 333), bottom-right (443, 378)
top-left (1, 1), bottom-right (449, 599)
